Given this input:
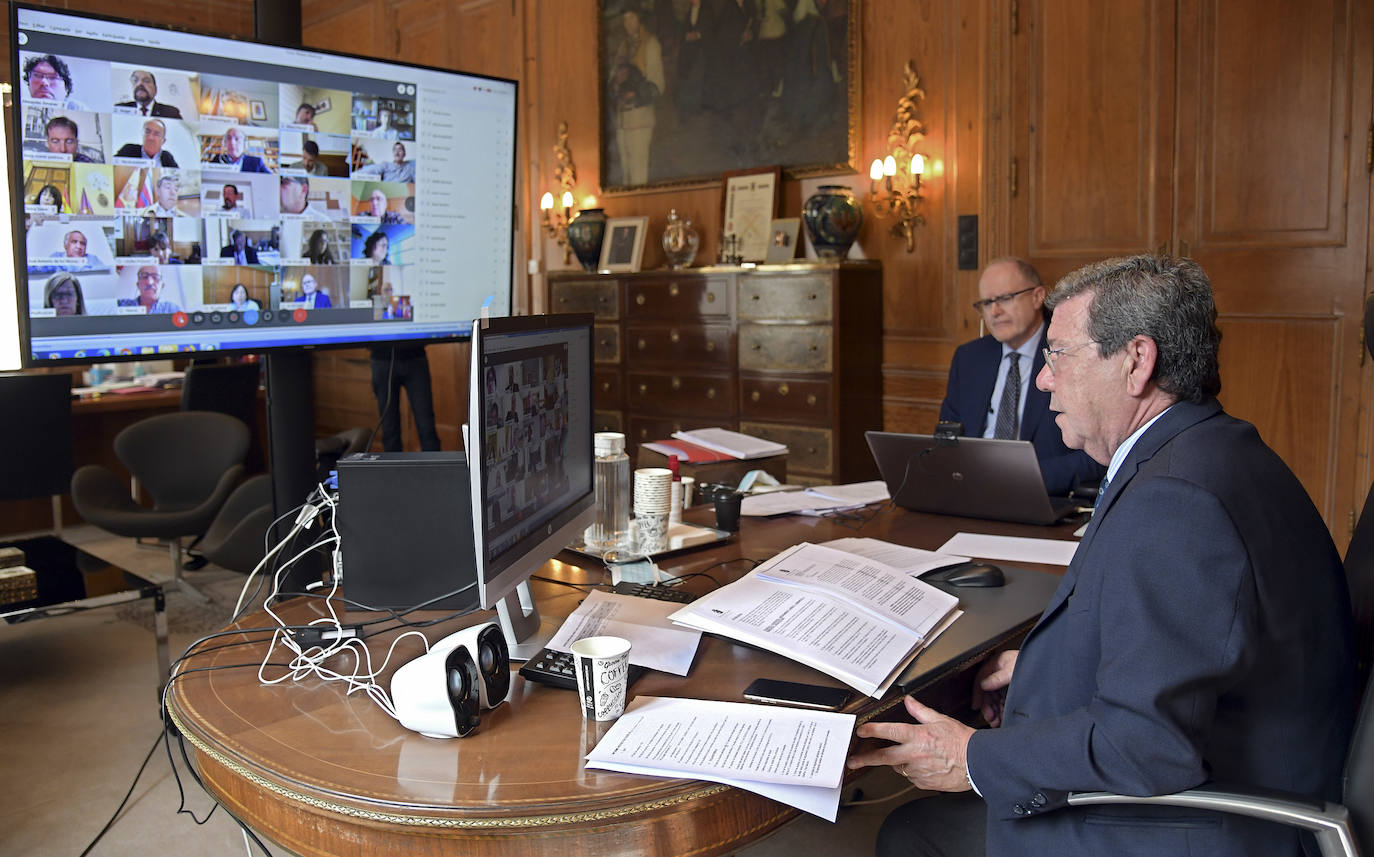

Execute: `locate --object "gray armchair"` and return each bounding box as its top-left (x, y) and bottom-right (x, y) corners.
top-left (71, 411), bottom-right (248, 600)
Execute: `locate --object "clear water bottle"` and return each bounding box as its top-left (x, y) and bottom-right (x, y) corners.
top-left (586, 432), bottom-right (631, 554)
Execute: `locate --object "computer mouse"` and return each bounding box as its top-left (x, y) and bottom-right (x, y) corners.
top-left (942, 562), bottom-right (1006, 588)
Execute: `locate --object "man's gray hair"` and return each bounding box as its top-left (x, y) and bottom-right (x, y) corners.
top-left (1046, 254), bottom-right (1221, 403)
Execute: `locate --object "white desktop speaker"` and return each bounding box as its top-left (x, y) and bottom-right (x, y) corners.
top-left (391, 622), bottom-right (511, 738)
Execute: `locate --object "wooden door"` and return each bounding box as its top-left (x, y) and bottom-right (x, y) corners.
top-left (1009, 0), bottom-right (1177, 286)
top-left (1172, 0), bottom-right (1372, 540)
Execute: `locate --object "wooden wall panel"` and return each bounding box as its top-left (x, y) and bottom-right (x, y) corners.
top-left (1216, 315), bottom-right (1343, 513)
top-left (1020, 0), bottom-right (1173, 262)
top-left (1194, 0), bottom-right (1346, 244)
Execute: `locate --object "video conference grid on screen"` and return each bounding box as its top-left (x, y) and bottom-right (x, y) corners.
top-left (477, 325), bottom-right (592, 567)
top-left (13, 6), bottom-right (516, 361)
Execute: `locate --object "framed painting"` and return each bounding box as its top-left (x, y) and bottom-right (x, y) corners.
top-left (599, 215), bottom-right (649, 272)
top-left (598, 0), bottom-right (860, 193)
top-left (766, 217), bottom-right (801, 263)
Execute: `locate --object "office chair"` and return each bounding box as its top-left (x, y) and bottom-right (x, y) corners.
top-left (315, 426), bottom-right (372, 481)
top-left (182, 359), bottom-right (262, 468)
top-left (0, 372), bottom-right (74, 536)
top-left (71, 411), bottom-right (248, 601)
top-left (1065, 296), bottom-right (1374, 857)
top-left (195, 474), bottom-right (274, 575)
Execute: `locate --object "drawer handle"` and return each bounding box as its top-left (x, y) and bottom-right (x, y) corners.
top-left (806, 394), bottom-right (817, 406)
top-left (636, 294), bottom-right (646, 306)
top-left (638, 383), bottom-right (648, 394)
top-left (599, 338), bottom-right (611, 348)
top-left (808, 447), bottom-right (818, 454)
top-left (671, 377), bottom-right (681, 391)
top-left (598, 295), bottom-right (609, 303)
top-left (670, 284), bottom-right (680, 297)
top-left (706, 387), bottom-right (716, 399)
top-left (777, 383), bottom-right (789, 396)
top-left (707, 291), bottom-right (716, 303)
top-left (751, 293), bottom-right (760, 301)
top-left (750, 390), bottom-right (760, 402)
top-left (638, 338), bottom-right (646, 350)
top-left (602, 382), bottom-right (611, 392)
top-left (558, 296), bottom-right (567, 304)
top-left (670, 330), bottom-right (680, 343)
top-left (705, 340), bottom-right (715, 352)
top-left (640, 428), bottom-right (648, 439)
top-left (809, 293), bottom-right (818, 301)
top-left (810, 345), bottom-right (818, 351)
top-left (752, 343), bottom-right (762, 351)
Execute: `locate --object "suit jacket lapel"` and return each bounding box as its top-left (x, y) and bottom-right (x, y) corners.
top-left (1020, 398), bottom-right (1221, 642)
top-left (968, 337), bottom-right (1000, 437)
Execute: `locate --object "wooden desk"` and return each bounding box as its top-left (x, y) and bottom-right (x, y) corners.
top-left (166, 508), bottom-right (1077, 857)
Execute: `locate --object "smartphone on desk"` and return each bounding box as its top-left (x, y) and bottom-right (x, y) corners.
top-left (743, 678), bottom-right (852, 711)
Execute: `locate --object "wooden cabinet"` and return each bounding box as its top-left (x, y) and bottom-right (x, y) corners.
top-left (549, 263), bottom-right (883, 484)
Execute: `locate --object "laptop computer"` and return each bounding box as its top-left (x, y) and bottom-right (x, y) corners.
top-left (865, 431), bottom-right (1079, 525)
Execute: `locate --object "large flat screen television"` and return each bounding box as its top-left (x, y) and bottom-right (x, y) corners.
top-left (9, 4), bottom-right (516, 365)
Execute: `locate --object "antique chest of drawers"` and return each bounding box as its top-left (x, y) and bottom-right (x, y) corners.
top-left (548, 262), bottom-right (881, 484)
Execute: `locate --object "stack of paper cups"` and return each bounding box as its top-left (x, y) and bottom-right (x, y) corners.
top-left (633, 467), bottom-right (673, 554)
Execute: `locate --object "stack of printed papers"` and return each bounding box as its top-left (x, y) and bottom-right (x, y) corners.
top-left (584, 696), bottom-right (855, 820)
top-left (670, 542), bottom-right (961, 697)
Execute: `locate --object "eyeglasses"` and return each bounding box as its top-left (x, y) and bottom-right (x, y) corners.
top-left (972, 286), bottom-right (1035, 312)
top-left (1042, 340), bottom-right (1097, 372)
top-left (29, 72), bottom-right (62, 84)
top-left (138, 271), bottom-right (162, 282)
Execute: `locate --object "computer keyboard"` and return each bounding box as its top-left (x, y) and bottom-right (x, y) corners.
top-left (611, 581), bottom-right (695, 603)
top-left (518, 583), bottom-right (695, 690)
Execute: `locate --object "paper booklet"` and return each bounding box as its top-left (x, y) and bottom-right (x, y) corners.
top-left (670, 427), bottom-right (788, 460)
top-left (640, 438), bottom-right (737, 463)
top-left (584, 695), bottom-right (856, 821)
top-left (669, 542), bottom-right (961, 697)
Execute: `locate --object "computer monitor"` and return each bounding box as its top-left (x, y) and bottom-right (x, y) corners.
top-left (9, 4), bottom-right (516, 365)
top-left (467, 313), bottom-right (594, 657)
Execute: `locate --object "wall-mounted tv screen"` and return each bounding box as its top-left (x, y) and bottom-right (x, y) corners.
top-left (10, 5), bottom-right (516, 365)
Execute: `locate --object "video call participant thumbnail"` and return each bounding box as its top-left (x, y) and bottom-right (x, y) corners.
top-left (116, 265), bottom-right (182, 314)
top-left (44, 117), bottom-right (95, 163)
top-left (115, 119), bottom-right (178, 167)
top-left (115, 69), bottom-right (182, 118)
top-left (23, 54), bottom-right (89, 110)
top-left (212, 127), bottom-right (271, 172)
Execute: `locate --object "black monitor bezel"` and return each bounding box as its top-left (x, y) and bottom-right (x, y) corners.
top-left (8, 2), bottom-right (518, 368)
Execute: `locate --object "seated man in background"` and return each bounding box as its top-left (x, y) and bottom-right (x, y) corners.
top-left (939, 257), bottom-right (1102, 495)
top-left (850, 255), bottom-right (1355, 857)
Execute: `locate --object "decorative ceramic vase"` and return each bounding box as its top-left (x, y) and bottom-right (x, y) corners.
top-left (661, 209), bottom-right (699, 270)
top-left (566, 208), bottom-right (607, 272)
top-left (801, 185), bottom-right (864, 259)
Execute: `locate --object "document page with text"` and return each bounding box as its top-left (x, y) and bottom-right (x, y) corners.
top-left (584, 696), bottom-right (855, 820)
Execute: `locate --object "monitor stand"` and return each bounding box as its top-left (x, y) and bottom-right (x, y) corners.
top-left (495, 580), bottom-right (559, 661)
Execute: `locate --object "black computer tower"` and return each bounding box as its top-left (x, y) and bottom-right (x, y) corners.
top-left (336, 452), bottom-right (479, 613)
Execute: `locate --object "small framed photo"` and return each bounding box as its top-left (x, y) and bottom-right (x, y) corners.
top-left (599, 216), bottom-right (649, 273)
top-left (766, 217), bottom-right (801, 263)
top-left (721, 166), bottom-right (780, 262)
top-left (250, 100), bottom-right (267, 122)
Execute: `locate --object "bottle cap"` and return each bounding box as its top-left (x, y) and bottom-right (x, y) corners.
top-left (594, 431), bottom-right (625, 455)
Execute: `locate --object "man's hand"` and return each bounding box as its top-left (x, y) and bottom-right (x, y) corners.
top-left (971, 649), bottom-right (1018, 727)
top-left (847, 696), bottom-right (975, 793)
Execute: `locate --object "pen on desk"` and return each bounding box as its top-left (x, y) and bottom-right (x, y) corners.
top-left (668, 455), bottom-right (682, 524)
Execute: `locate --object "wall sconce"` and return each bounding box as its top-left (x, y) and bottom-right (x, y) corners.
top-left (540, 121), bottom-right (578, 265)
top-left (868, 61), bottom-right (928, 253)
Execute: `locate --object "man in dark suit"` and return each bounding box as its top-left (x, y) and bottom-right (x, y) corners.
top-left (113, 118), bottom-right (178, 167)
top-left (213, 127), bottom-right (271, 173)
top-left (115, 69), bottom-right (182, 118)
top-left (939, 258), bottom-right (1102, 495)
top-left (219, 230), bottom-right (259, 264)
top-left (850, 255), bottom-right (1355, 857)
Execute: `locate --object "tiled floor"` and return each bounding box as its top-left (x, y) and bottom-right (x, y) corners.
top-left (0, 526), bottom-right (914, 857)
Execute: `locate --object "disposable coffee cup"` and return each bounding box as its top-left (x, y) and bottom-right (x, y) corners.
top-left (635, 511), bottom-right (670, 554)
top-left (570, 635), bottom-right (632, 721)
top-left (714, 491), bottom-right (744, 532)
top-left (681, 476), bottom-right (696, 508)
